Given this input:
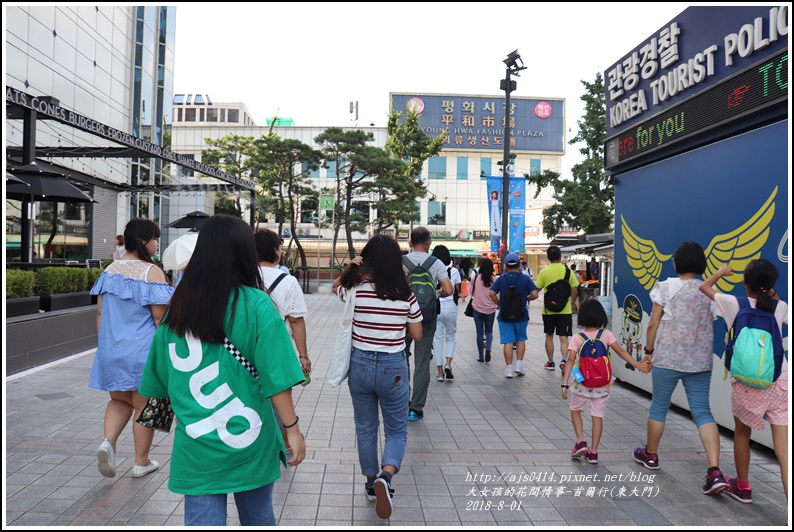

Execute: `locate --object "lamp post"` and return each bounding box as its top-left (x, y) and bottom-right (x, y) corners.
top-left (500, 50), bottom-right (526, 271)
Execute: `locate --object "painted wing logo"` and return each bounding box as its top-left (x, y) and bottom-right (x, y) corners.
top-left (621, 187), bottom-right (777, 291)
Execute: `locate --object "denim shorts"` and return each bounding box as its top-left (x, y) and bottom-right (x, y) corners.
top-left (498, 319), bottom-right (528, 344)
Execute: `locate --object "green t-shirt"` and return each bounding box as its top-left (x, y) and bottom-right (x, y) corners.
top-left (536, 263), bottom-right (580, 315)
top-left (139, 286), bottom-right (305, 495)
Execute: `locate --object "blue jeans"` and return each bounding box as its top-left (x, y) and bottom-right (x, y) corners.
top-left (473, 310), bottom-right (495, 359)
top-left (184, 483), bottom-right (275, 526)
top-left (348, 348), bottom-right (409, 476)
top-left (649, 367), bottom-right (715, 427)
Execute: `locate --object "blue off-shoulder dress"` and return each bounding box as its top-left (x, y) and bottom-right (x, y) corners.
top-left (89, 262), bottom-right (174, 392)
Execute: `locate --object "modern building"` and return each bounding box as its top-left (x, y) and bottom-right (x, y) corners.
top-left (5, 5), bottom-right (177, 261)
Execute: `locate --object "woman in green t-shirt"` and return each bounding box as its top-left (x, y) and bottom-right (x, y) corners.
top-left (140, 215), bottom-right (306, 526)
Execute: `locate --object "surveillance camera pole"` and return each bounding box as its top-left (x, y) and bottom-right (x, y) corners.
top-left (500, 51), bottom-right (525, 272)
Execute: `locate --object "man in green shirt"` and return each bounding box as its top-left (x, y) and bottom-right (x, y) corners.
top-left (535, 245), bottom-right (580, 372)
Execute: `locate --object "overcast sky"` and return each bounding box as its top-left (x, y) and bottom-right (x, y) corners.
top-left (172, 2), bottom-right (691, 176)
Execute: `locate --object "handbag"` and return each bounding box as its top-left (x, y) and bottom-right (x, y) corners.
top-left (327, 286), bottom-right (357, 388)
top-left (464, 274), bottom-right (477, 317)
top-left (136, 396), bottom-right (174, 433)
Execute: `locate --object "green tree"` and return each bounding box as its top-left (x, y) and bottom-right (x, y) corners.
top-left (201, 134), bottom-right (255, 221)
top-left (214, 192), bottom-right (242, 217)
top-left (315, 128), bottom-right (400, 261)
top-left (250, 136), bottom-right (323, 267)
top-left (528, 72), bottom-right (612, 239)
top-left (370, 109), bottom-right (445, 237)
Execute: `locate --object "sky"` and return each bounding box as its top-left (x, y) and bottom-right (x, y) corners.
top-left (172, 2), bottom-right (692, 176)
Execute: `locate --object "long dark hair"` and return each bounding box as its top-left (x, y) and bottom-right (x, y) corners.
top-left (163, 215), bottom-right (264, 342)
top-left (743, 259), bottom-right (779, 313)
top-left (479, 258), bottom-right (495, 287)
top-left (339, 234), bottom-right (412, 301)
top-left (123, 218), bottom-right (160, 264)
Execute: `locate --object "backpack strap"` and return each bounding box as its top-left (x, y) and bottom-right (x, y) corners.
top-left (563, 266), bottom-right (570, 283)
top-left (737, 296), bottom-right (751, 310)
top-left (268, 272), bottom-right (288, 294)
top-left (402, 255), bottom-right (414, 272)
top-left (421, 255), bottom-right (438, 271)
top-left (595, 329), bottom-right (605, 342)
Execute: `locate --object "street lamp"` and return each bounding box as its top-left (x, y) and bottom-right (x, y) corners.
top-left (499, 49), bottom-right (526, 271)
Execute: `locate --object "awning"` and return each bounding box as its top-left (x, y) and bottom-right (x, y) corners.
top-left (559, 242), bottom-right (600, 253)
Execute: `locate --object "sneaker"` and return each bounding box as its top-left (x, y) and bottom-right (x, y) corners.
top-left (702, 469), bottom-right (729, 495)
top-left (584, 450), bottom-right (598, 464)
top-left (570, 440), bottom-right (588, 458)
top-left (374, 477), bottom-right (393, 519)
top-left (97, 439), bottom-right (116, 478)
top-left (131, 459), bottom-right (160, 478)
top-left (436, 373), bottom-right (445, 382)
top-left (559, 360), bottom-right (566, 373)
top-left (408, 410), bottom-right (423, 422)
top-left (444, 365), bottom-right (454, 380)
top-left (505, 367), bottom-right (514, 378)
top-left (544, 360), bottom-right (555, 370)
top-left (366, 482), bottom-right (394, 502)
top-left (633, 446), bottom-right (660, 470)
top-left (514, 360), bottom-right (525, 376)
top-left (724, 477), bottom-right (753, 504)
top-left (477, 357), bottom-right (484, 362)
top-left (485, 349), bottom-right (491, 363)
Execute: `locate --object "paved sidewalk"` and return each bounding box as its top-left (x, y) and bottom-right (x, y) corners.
top-left (4, 294), bottom-right (788, 527)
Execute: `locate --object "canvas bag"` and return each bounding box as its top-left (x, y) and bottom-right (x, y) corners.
top-left (464, 274), bottom-right (477, 317)
top-left (544, 266), bottom-right (572, 312)
top-left (403, 255), bottom-right (438, 322)
top-left (328, 287), bottom-right (357, 387)
top-left (576, 329), bottom-right (611, 388)
top-left (500, 272), bottom-right (525, 322)
top-left (725, 297), bottom-right (783, 388)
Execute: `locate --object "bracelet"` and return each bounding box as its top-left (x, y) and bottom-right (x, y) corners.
top-left (283, 416), bottom-right (299, 429)
top-left (299, 355), bottom-right (309, 360)
top-left (561, 384), bottom-right (569, 389)
top-left (644, 346), bottom-right (654, 355)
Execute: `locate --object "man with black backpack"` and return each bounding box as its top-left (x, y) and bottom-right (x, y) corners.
top-left (402, 227), bottom-right (453, 422)
top-left (488, 253), bottom-right (539, 378)
top-left (536, 245), bottom-right (580, 372)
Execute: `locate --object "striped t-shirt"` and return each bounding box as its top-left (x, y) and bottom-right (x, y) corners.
top-left (338, 283), bottom-right (422, 353)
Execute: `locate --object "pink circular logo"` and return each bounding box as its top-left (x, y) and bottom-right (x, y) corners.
top-left (534, 102), bottom-right (552, 119)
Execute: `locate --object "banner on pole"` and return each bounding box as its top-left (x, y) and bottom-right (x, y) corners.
top-left (486, 177), bottom-right (525, 253)
top-left (320, 195), bottom-right (335, 210)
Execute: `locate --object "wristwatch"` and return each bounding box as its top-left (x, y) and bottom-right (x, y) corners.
top-left (561, 384), bottom-right (569, 389)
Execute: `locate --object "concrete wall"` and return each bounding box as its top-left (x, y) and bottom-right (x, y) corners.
top-left (6, 306), bottom-right (97, 375)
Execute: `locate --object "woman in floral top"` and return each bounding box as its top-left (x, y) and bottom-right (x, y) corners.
top-left (632, 242), bottom-right (728, 497)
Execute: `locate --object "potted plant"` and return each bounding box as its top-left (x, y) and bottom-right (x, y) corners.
top-left (6, 269), bottom-right (40, 317)
top-left (37, 267), bottom-right (96, 311)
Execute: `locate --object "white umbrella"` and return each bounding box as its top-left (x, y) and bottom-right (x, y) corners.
top-left (161, 233), bottom-right (199, 271)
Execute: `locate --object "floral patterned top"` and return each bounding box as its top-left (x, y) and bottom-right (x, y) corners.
top-left (650, 277), bottom-right (717, 373)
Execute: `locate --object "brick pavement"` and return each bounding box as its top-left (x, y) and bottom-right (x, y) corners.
top-left (4, 293), bottom-right (788, 526)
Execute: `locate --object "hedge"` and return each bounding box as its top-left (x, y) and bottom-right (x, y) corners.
top-left (6, 270), bottom-right (36, 298)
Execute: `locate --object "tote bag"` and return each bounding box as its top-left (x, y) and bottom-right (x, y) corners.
top-left (327, 287), bottom-right (357, 387)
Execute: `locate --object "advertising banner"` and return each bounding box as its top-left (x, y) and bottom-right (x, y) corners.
top-left (486, 177), bottom-right (526, 253)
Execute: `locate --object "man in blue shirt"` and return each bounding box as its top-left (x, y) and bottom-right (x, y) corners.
top-left (489, 253), bottom-right (539, 378)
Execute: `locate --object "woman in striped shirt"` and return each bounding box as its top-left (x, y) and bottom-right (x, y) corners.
top-left (332, 234), bottom-right (423, 520)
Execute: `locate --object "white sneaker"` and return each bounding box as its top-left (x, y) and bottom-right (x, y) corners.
top-left (97, 439), bottom-right (116, 478)
top-left (515, 361), bottom-right (525, 376)
top-left (505, 367), bottom-right (514, 378)
top-left (131, 460), bottom-right (160, 478)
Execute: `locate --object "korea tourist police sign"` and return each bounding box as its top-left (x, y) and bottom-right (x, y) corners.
top-left (390, 93), bottom-right (564, 153)
top-left (6, 87), bottom-right (254, 189)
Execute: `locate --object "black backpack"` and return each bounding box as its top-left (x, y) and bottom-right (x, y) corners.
top-left (448, 266), bottom-right (460, 305)
top-left (544, 267), bottom-right (572, 312)
top-left (500, 272), bottom-right (525, 322)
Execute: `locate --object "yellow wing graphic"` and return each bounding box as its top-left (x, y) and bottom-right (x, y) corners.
top-left (621, 215), bottom-right (672, 290)
top-left (704, 186), bottom-right (776, 293)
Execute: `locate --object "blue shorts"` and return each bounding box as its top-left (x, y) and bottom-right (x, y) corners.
top-left (498, 320), bottom-right (528, 344)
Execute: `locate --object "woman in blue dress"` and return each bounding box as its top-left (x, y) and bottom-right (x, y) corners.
top-left (89, 219), bottom-right (174, 478)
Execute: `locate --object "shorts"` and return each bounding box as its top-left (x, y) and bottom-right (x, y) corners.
top-left (497, 320), bottom-right (528, 344)
top-left (731, 380), bottom-right (788, 431)
top-left (570, 392), bottom-right (609, 418)
top-left (542, 313), bottom-right (573, 336)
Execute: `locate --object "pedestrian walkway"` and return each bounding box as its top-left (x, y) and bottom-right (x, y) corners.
top-left (4, 294), bottom-right (788, 526)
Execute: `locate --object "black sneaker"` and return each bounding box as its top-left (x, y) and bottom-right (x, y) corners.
top-left (374, 477), bottom-right (393, 519)
top-left (485, 349), bottom-right (491, 363)
top-left (366, 482), bottom-right (394, 502)
top-left (544, 361), bottom-right (555, 370)
top-left (444, 364), bottom-right (454, 380)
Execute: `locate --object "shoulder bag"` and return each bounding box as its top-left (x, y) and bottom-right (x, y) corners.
top-left (328, 286), bottom-right (357, 387)
top-left (464, 274), bottom-right (477, 317)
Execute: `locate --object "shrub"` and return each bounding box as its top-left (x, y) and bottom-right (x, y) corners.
top-left (6, 270), bottom-right (36, 299)
top-left (85, 268), bottom-right (104, 291)
top-left (35, 267), bottom-right (88, 295)
top-left (101, 259), bottom-right (114, 270)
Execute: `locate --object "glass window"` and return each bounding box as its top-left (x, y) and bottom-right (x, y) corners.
top-left (186, 94), bottom-right (192, 104)
top-left (480, 158), bottom-right (491, 177)
top-left (530, 159), bottom-right (541, 177)
top-left (309, 162), bottom-right (320, 178)
top-left (227, 109), bottom-right (239, 122)
top-left (179, 154), bottom-right (194, 177)
top-left (325, 160), bottom-right (338, 177)
top-left (199, 108), bottom-right (204, 121)
top-left (428, 201), bottom-right (446, 225)
top-left (173, 94), bottom-right (185, 104)
top-left (176, 107), bottom-right (182, 121)
top-left (184, 108), bottom-right (195, 121)
top-left (457, 156), bottom-right (468, 180)
top-left (194, 94), bottom-right (205, 105)
top-left (220, 109), bottom-right (226, 122)
top-left (206, 108), bottom-right (218, 122)
top-left (428, 157), bottom-right (446, 179)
